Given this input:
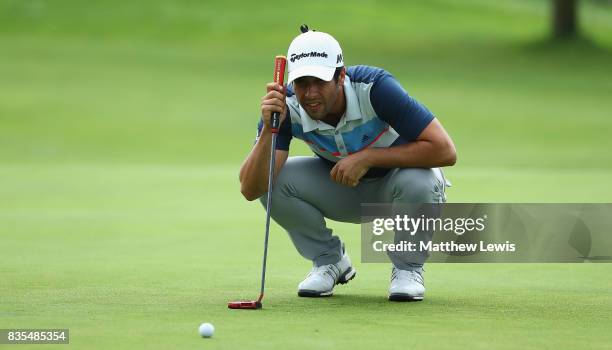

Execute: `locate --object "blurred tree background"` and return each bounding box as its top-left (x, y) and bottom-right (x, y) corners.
top-left (553, 0), bottom-right (578, 38)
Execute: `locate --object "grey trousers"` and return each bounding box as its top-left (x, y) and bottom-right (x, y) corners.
top-left (260, 156), bottom-right (447, 272)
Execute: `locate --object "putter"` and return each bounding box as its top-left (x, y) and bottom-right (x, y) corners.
top-left (228, 55), bottom-right (287, 310)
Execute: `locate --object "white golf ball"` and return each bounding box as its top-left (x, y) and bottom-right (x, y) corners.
top-left (199, 322), bottom-right (214, 338)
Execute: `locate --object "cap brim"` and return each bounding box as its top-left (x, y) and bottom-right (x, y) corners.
top-left (287, 65), bottom-right (335, 83)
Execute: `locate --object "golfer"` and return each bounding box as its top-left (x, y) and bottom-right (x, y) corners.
top-left (239, 28), bottom-right (456, 301)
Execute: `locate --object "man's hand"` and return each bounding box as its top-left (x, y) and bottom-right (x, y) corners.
top-left (330, 151), bottom-right (371, 187)
top-left (260, 83), bottom-right (287, 131)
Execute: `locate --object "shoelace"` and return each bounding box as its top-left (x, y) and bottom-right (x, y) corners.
top-left (391, 268), bottom-right (424, 285)
top-left (309, 263), bottom-right (341, 282)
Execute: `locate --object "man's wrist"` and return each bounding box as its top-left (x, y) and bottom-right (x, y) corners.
top-left (358, 148), bottom-right (375, 168)
top-left (259, 124), bottom-right (273, 137)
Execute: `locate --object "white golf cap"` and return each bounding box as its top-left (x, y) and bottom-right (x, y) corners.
top-left (287, 31), bottom-right (344, 83)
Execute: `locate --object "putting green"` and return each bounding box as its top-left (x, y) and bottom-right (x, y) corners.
top-left (1, 0), bottom-right (612, 348)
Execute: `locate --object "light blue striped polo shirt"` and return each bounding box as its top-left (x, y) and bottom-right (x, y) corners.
top-left (256, 65), bottom-right (435, 177)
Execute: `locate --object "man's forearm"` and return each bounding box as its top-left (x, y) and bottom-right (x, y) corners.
top-left (239, 129), bottom-right (273, 200)
top-left (361, 140), bottom-right (456, 169)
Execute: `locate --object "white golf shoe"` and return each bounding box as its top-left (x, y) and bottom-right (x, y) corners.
top-left (388, 267), bottom-right (425, 301)
top-left (297, 249), bottom-right (356, 297)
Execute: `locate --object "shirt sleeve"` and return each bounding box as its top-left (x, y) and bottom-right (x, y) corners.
top-left (369, 73), bottom-right (434, 141)
top-left (255, 110), bottom-right (292, 151)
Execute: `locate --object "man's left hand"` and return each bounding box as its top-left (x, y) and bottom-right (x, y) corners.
top-left (330, 151), bottom-right (371, 187)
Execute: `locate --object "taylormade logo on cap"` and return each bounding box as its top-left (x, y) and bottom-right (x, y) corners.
top-left (290, 51), bottom-right (328, 63)
top-left (287, 31), bottom-right (344, 83)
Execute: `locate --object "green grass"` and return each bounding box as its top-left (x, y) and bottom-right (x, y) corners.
top-left (1, 0), bottom-right (612, 349)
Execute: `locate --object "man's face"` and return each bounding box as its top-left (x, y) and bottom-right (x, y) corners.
top-left (292, 72), bottom-right (344, 120)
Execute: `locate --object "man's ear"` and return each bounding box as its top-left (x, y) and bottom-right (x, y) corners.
top-left (337, 68), bottom-right (346, 86)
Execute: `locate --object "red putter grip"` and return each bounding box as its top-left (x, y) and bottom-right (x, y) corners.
top-left (271, 55), bottom-right (287, 133)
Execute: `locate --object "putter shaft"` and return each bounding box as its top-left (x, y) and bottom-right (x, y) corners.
top-left (259, 126), bottom-right (278, 302)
